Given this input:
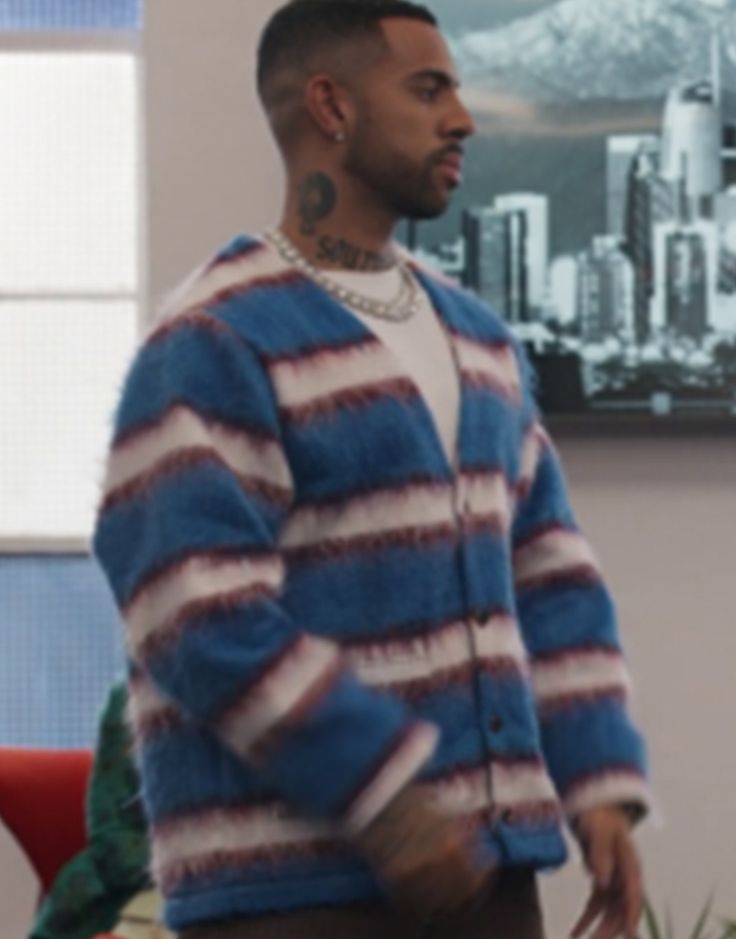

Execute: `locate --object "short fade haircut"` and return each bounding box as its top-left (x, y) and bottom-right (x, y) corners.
top-left (257, 1), bottom-right (438, 129)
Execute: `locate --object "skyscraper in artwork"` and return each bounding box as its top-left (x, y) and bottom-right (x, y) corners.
top-left (494, 193), bottom-right (549, 315)
top-left (623, 144), bottom-right (675, 343)
top-left (578, 236), bottom-right (634, 343)
top-left (660, 80), bottom-right (723, 219)
top-left (607, 135), bottom-right (659, 239)
top-left (463, 206), bottom-right (529, 323)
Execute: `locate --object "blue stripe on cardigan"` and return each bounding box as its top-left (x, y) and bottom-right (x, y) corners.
top-left (113, 319), bottom-right (281, 444)
top-left (146, 601), bottom-right (304, 723)
top-left (96, 464), bottom-right (281, 608)
top-left (516, 581), bottom-right (621, 656)
top-left (282, 395), bottom-right (451, 502)
top-left (540, 696), bottom-right (647, 797)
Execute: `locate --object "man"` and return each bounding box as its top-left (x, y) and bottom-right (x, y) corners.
top-left (93, 2), bottom-right (650, 937)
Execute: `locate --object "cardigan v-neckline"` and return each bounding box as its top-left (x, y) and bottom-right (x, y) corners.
top-left (258, 237), bottom-right (464, 482)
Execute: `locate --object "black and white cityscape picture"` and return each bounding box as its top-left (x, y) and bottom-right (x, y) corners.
top-left (414, 0), bottom-right (736, 420)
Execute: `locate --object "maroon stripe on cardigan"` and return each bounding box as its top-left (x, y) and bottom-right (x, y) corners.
top-left (492, 799), bottom-right (562, 827)
top-left (133, 706), bottom-right (185, 744)
top-left (281, 377), bottom-right (421, 427)
top-left (124, 546), bottom-right (276, 614)
top-left (461, 369), bottom-right (521, 403)
top-left (513, 521), bottom-right (575, 553)
top-left (136, 582), bottom-right (281, 664)
top-left (153, 801), bottom-right (284, 840)
top-left (419, 758), bottom-right (490, 785)
top-left (171, 271), bottom-right (305, 324)
top-left (343, 619), bottom-right (457, 659)
top-left (127, 671), bottom-right (186, 743)
top-left (538, 686), bottom-right (629, 721)
top-left (491, 754), bottom-right (545, 771)
top-left (532, 645), bottom-right (621, 667)
top-left (463, 512), bottom-right (509, 538)
top-left (371, 656), bottom-right (525, 703)
top-left (283, 522), bottom-right (458, 565)
top-left (447, 329), bottom-right (513, 356)
top-left (102, 447), bottom-right (292, 515)
top-left (289, 474), bottom-right (450, 513)
top-left (159, 839), bottom-right (348, 895)
top-left (112, 400), bottom-right (278, 452)
top-left (261, 334), bottom-right (380, 368)
top-left (516, 564), bottom-right (602, 594)
top-left (561, 764), bottom-right (647, 801)
top-left (249, 655), bottom-right (347, 765)
top-left (418, 755), bottom-right (540, 787)
top-left (341, 608), bottom-right (514, 651)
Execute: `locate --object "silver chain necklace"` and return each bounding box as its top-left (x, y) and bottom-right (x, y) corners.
top-left (265, 229), bottom-right (423, 323)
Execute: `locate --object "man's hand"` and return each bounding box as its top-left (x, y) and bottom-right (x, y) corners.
top-left (571, 805), bottom-right (643, 939)
top-left (354, 785), bottom-right (495, 917)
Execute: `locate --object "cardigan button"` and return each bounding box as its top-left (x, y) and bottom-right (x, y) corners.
top-left (489, 715), bottom-right (504, 733)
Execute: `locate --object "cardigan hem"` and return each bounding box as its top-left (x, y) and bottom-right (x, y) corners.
top-left (163, 830), bottom-right (568, 930)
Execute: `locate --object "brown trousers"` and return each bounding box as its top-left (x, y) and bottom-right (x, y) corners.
top-left (177, 868), bottom-right (545, 939)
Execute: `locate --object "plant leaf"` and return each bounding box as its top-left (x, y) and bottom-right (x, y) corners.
top-left (717, 918), bottom-right (736, 939)
top-left (689, 894), bottom-right (714, 939)
top-left (644, 898), bottom-right (664, 939)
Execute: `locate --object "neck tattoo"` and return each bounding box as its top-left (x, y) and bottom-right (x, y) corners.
top-left (316, 235), bottom-right (394, 273)
top-left (265, 228), bottom-right (423, 323)
top-left (295, 172), bottom-right (394, 271)
top-left (298, 172), bottom-right (337, 237)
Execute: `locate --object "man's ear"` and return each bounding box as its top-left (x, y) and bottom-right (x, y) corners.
top-left (304, 73), bottom-right (353, 142)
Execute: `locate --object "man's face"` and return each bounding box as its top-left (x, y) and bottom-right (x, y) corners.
top-left (342, 18), bottom-right (476, 221)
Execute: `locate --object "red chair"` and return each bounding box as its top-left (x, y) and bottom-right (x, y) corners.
top-left (0, 747), bottom-right (93, 898)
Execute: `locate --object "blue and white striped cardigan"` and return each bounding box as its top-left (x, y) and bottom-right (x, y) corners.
top-left (94, 235), bottom-right (648, 930)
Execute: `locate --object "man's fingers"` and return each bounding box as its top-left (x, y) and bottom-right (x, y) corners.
top-left (588, 827), bottom-right (614, 890)
top-left (580, 843), bottom-right (642, 939)
top-left (616, 833), bottom-right (643, 936)
top-left (572, 809), bottom-right (644, 939)
top-left (358, 789), bottom-right (497, 919)
top-left (589, 908), bottom-right (627, 939)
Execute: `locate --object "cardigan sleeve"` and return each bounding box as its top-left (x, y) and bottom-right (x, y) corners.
top-left (510, 356), bottom-right (650, 823)
top-left (92, 312), bottom-right (437, 834)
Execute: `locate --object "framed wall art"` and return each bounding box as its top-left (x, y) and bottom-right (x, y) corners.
top-left (411, 0), bottom-right (736, 425)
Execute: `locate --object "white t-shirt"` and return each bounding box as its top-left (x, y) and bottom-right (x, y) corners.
top-left (330, 267), bottom-right (460, 464)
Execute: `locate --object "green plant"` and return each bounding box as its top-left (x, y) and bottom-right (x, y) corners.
top-left (636, 897), bottom-right (736, 939)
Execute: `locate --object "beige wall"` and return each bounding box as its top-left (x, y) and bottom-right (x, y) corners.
top-left (144, 1), bottom-right (736, 934)
top-left (145, 0), bottom-right (284, 308)
top-left (546, 436), bottom-right (736, 933)
top-left (1, 820), bottom-right (38, 939)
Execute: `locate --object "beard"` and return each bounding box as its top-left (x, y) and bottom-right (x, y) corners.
top-left (342, 127), bottom-right (453, 221)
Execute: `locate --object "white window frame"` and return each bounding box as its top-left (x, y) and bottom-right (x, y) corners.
top-left (0, 29), bottom-right (146, 556)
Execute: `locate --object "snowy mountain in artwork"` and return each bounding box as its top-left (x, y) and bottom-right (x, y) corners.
top-left (452, 0), bottom-right (736, 101)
